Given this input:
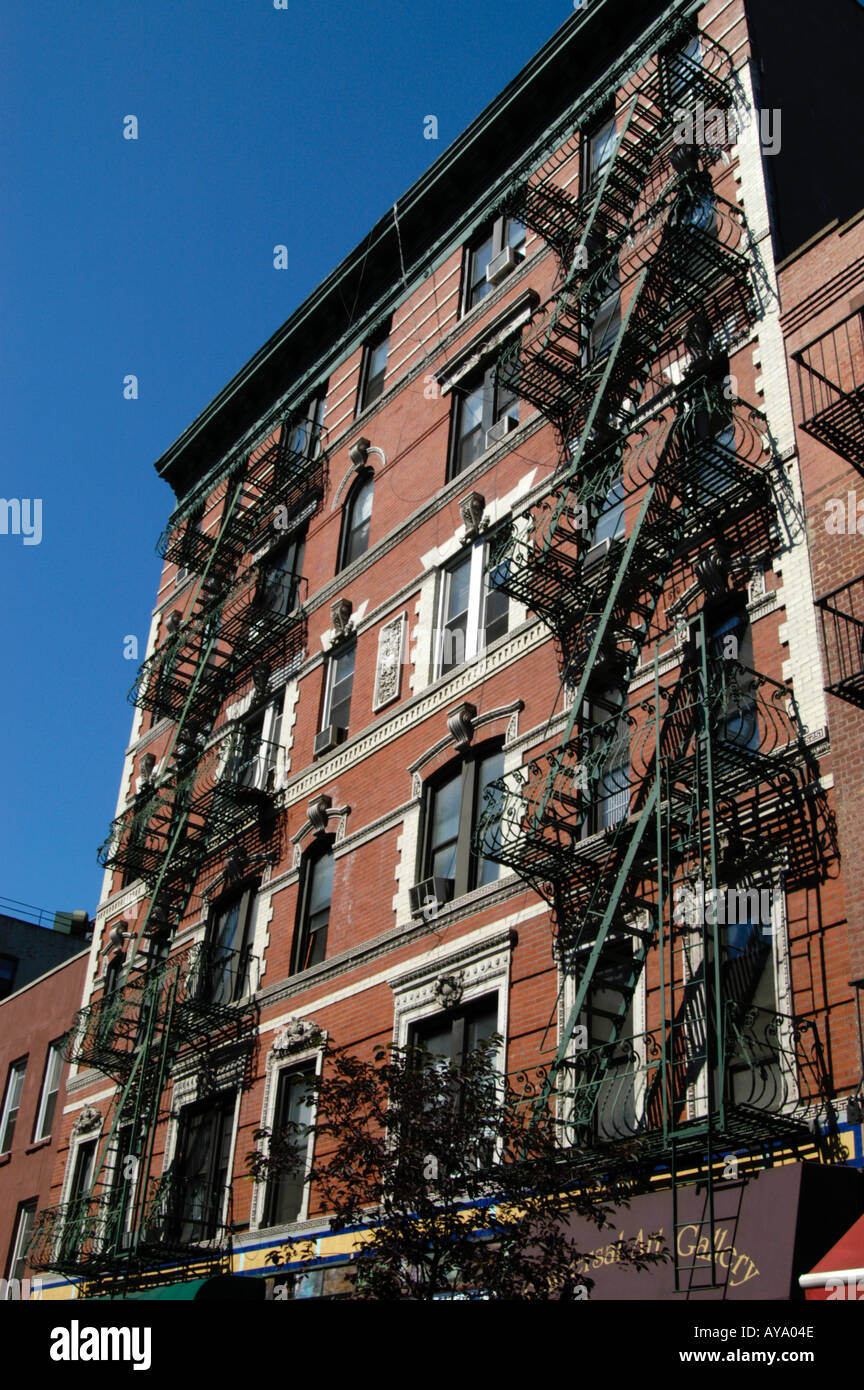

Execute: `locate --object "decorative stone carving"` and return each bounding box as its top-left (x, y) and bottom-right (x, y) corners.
top-left (694, 543), bottom-right (730, 598)
top-left (434, 973), bottom-right (464, 1010)
top-left (459, 492), bottom-right (487, 541)
top-left (273, 1018), bottom-right (324, 1054)
top-left (747, 564), bottom-right (767, 605)
top-left (349, 437), bottom-right (371, 468)
top-left (447, 701), bottom-right (477, 751)
top-left (307, 793), bottom-right (332, 836)
top-left (164, 610), bottom-right (182, 637)
top-left (374, 615), bottom-right (405, 711)
top-left (330, 597), bottom-right (353, 642)
top-left (73, 1106), bottom-right (102, 1135)
top-left (140, 753), bottom-right (156, 781)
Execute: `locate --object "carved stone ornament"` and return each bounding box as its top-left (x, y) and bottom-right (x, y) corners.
top-left (459, 491), bottom-right (487, 542)
top-left (447, 701), bottom-right (477, 751)
top-left (330, 597), bottom-right (354, 641)
top-left (349, 437), bottom-right (371, 468)
top-left (73, 1106), bottom-right (102, 1136)
top-left (307, 793), bottom-right (332, 836)
top-left (747, 564), bottom-right (767, 604)
top-left (374, 615), bottom-right (404, 710)
top-left (434, 973), bottom-right (464, 1010)
top-left (273, 1018), bottom-right (324, 1054)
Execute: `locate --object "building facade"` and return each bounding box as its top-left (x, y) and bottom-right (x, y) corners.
top-left (24, 0), bottom-right (864, 1300)
top-left (0, 939), bottom-right (89, 1297)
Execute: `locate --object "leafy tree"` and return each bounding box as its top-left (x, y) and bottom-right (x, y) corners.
top-left (247, 1036), bottom-right (666, 1300)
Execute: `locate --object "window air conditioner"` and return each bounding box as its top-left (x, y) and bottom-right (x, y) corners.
top-left (314, 724), bottom-right (347, 757)
top-left (582, 537), bottom-right (612, 572)
top-left (409, 877), bottom-right (455, 920)
top-left (485, 415), bottom-right (518, 451)
top-left (486, 246), bottom-right (520, 286)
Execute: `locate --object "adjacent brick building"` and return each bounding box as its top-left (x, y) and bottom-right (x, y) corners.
top-left (19, 0), bottom-right (864, 1300)
top-left (0, 934), bottom-right (89, 1295)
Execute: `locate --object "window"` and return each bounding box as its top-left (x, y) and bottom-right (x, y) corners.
top-left (5, 1200), bottom-right (37, 1287)
top-left (435, 535), bottom-right (510, 677)
top-left (584, 110), bottom-right (618, 188)
top-left (201, 887), bottom-right (256, 1005)
top-left (410, 994), bottom-right (499, 1063)
top-left (338, 470), bottom-right (374, 570)
top-left (107, 1123), bottom-right (136, 1250)
top-left (229, 696), bottom-right (283, 793)
top-left (283, 390), bottom-right (327, 462)
top-left (293, 843), bottom-right (334, 974)
top-left (422, 743), bottom-right (505, 899)
top-left (32, 1041), bottom-right (64, 1143)
top-left (258, 533), bottom-right (304, 618)
top-left (0, 955), bottom-right (17, 1000)
top-left (664, 31), bottom-right (703, 107)
top-left (590, 474), bottom-right (627, 548)
top-left (357, 325), bottom-right (390, 413)
top-left (580, 687), bottom-right (630, 836)
top-left (574, 940), bottom-right (637, 1141)
top-left (449, 362), bottom-right (519, 477)
top-left (0, 1058), bottom-right (27, 1153)
top-left (169, 1094), bottom-right (235, 1245)
top-left (464, 217), bottom-right (526, 313)
top-left (263, 1064), bottom-right (316, 1227)
top-left (708, 609), bottom-right (759, 752)
top-left (321, 643), bottom-right (355, 738)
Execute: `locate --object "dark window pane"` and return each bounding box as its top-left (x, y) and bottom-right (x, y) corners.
top-left (475, 752), bottom-right (505, 887)
top-left (429, 773), bottom-right (461, 881)
top-left (0, 1061), bottom-right (26, 1152)
top-left (454, 381), bottom-right (486, 474)
top-left (361, 332), bottom-right (389, 409)
top-left (441, 555), bottom-right (472, 673)
top-left (0, 956), bottom-right (16, 1001)
top-left (266, 1066), bottom-right (315, 1226)
top-left (9, 1201), bottom-right (37, 1283)
top-left (468, 232), bottom-right (494, 309)
top-left (327, 646), bottom-right (355, 731)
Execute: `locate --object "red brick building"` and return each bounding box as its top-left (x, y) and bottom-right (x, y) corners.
top-left (22, 0), bottom-right (864, 1300)
top-left (0, 931), bottom-right (89, 1296)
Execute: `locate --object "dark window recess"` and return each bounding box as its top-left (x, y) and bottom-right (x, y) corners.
top-left (284, 391), bottom-right (327, 461)
top-left (464, 217), bottom-right (526, 312)
top-left (293, 846), bottom-right (334, 974)
top-left (0, 955), bottom-right (17, 1001)
top-left (199, 887), bottom-right (255, 1006)
top-left (409, 994), bottom-right (498, 1064)
top-left (264, 1065), bottom-right (316, 1227)
top-left (580, 687), bottom-right (630, 836)
top-left (422, 744), bottom-right (505, 898)
top-left (323, 644), bottom-right (355, 735)
top-left (450, 362), bottom-right (519, 477)
top-left (357, 326), bottom-right (390, 413)
top-left (338, 471), bottom-right (374, 570)
top-left (439, 552), bottom-right (472, 676)
top-left (58, 1137), bottom-right (97, 1262)
top-left (0, 1058), bottom-right (27, 1153)
top-left (584, 109), bottom-right (618, 187)
top-left (259, 533), bottom-right (304, 617)
top-left (168, 1095), bottom-right (234, 1245)
top-left (6, 1199), bottom-right (37, 1285)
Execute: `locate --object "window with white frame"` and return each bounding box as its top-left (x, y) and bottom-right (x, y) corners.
top-left (435, 537), bottom-right (510, 678)
top-left (320, 642), bottom-right (355, 743)
top-left (32, 1040), bottom-right (64, 1143)
top-left (5, 1199), bottom-right (37, 1286)
top-left (262, 1062), bottom-right (317, 1227)
top-left (228, 693), bottom-right (283, 793)
top-left (463, 217), bottom-right (526, 313)
top-left (0, 1058), bottom-right (27, 1153)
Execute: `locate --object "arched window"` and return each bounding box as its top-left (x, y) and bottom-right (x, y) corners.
top-left (293, 840), bottom-right (335, 974)
top-left (338, 471), bottom-right (374, 570)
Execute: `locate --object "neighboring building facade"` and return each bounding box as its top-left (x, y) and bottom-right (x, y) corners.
top-left (0, 907), bottom-right (90, 1001)
top-left (0, 942), bottom-right (89, 1296)
top-left (24, 0), bottom-right (864, 1300)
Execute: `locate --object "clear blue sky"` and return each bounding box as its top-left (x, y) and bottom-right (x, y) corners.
top-left (0, 0), bottom-right (569, 919)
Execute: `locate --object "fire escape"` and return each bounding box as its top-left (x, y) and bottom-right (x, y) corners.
top-left (28, 416), bottom-right (327, 1296)
top-left (476, 33), bottom-right (839, 1291)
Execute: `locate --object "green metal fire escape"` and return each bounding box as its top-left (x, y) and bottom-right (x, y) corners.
top-left (28, 416), bottom-right (327, 1295)
top-left (476, 32), bottom-right (839, 1291)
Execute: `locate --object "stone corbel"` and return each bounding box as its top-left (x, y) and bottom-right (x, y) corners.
top-left (272, 1017), bottom-right (326, 1054)
top-left (459, 492), bottom-right (487, 543)
top-left (447, 701), bottom-right (477, 751)
top-left (328, 597), bottom-right (354, 647)
top-left (291, 794), bottom-right (351, 867)
top-left (73, 1106), bottom-right (102, 1136)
